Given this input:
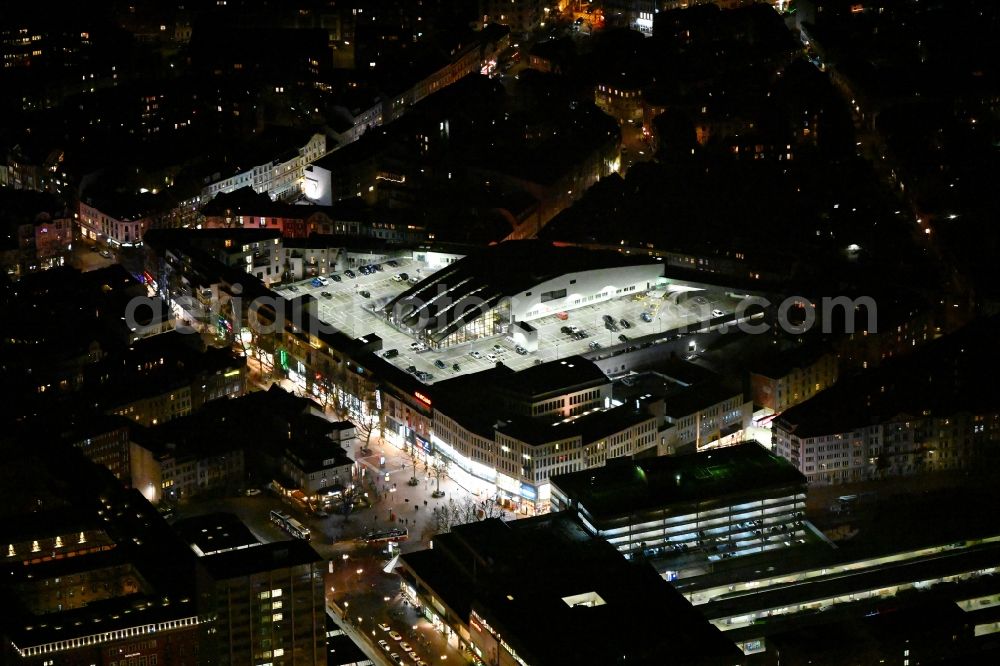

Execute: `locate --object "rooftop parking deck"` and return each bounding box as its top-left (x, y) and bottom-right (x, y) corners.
top-left (277, 263), bottom-right (743, 385)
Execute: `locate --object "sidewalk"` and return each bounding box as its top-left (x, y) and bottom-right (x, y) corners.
top-left (351, 436), bottom-right (482, 549)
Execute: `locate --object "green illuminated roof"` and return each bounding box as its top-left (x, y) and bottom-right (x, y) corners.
top-left (551, 442), bottom-right (806, 521)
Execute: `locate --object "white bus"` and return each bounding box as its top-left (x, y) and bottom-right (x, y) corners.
top-left (270, 510), bottom-right (311, 541)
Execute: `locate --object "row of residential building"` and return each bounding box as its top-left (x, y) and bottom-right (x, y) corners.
top-left (0, 444), bottom-right (329, 666)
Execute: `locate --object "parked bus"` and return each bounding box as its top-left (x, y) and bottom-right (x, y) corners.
top-left (270, 510), bottom-right (311, 541)
top-left (363, 528), bottom-right (408, 544)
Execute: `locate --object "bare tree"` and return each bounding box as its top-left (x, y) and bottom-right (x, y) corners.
top-left (339, 486), bottom-right (358, 523)
top-left (431, 455), bottom-right (449, 498)
top-left (407, 445), bottom-right (420, 486)
top-left (431, 496), bottom-right (506, 535)
top-left (355, 409), bottom-right (377, 454)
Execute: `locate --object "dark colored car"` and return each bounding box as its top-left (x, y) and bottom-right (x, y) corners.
top-left (620, 319), bottom-right (632, 329)
top-left (589, 341), bottom-right (602, 350)
top-left (321, 291), bottom-right (333, 299)
top-left (387, 260), bottom-right (399, 267)
top-left (399, 272), bottom-right (409, 281)
top-left (344, 270), bottom-right (356, 278)
top-left (288, 285), bottom-right (299, 292)
top-left (330, 274), bottom-right (342, 282)
top-left (452, 363), bottom-right (461, 371)
top-left (602, 314), bottom-right (615, 324)
top-left (374, 264), bottom-right (384, 272)
top-left (406, 365), bottom-right (418, 374)
top-left (434, 360), bottom-right (446, 369)
top-left (359, 290), bottom-right (371, 298)
top-left (618, 334), bottom-right (629, 344)
top-left (640, 312), bottom-right (653, 323)
top-left (561, 326), bottom-right (574, 335)
top-left (383, 349), bottom-right (399, 359)
top-left (514, 345), bottom-right (527, 355)
top-left (605, 321), bottom-right (618, 332)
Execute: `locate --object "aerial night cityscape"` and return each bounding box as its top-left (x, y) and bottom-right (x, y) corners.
top-left (2, 0), bottom-right (1000, 664)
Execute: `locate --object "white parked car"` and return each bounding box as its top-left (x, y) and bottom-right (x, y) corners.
top-left (712, 309), bottom-right (725, 318)
top-left (470, 350), bottom-right (483, 359)
top-left (486, 353), bottom-right (498, 363)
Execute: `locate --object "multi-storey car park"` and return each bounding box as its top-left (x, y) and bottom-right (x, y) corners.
top-left (550, 442), bottom-right (810, 576)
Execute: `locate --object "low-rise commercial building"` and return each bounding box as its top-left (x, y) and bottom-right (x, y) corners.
top-left (397, 514), bottom-right (744, 666)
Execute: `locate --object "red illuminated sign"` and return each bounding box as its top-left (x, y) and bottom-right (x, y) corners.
top-left (414, 391), bottom-right (432, 407)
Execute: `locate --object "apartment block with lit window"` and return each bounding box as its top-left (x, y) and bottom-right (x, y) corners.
top-left (197, 540), bottom-right (326, 665)
top-left (773, 320), bottom-right (1000, 485)
top-left (749, 344), bottom-right (839, 414)
top-left (77, 195), bottom-right (154, 248)
top-left (200, 132), bottom-right (326, 204)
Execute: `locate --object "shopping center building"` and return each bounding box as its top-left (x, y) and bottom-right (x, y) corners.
top-left (429, 356), bottom-right (660, 514)
top-left (382, 240), bottom-right (665, 349)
